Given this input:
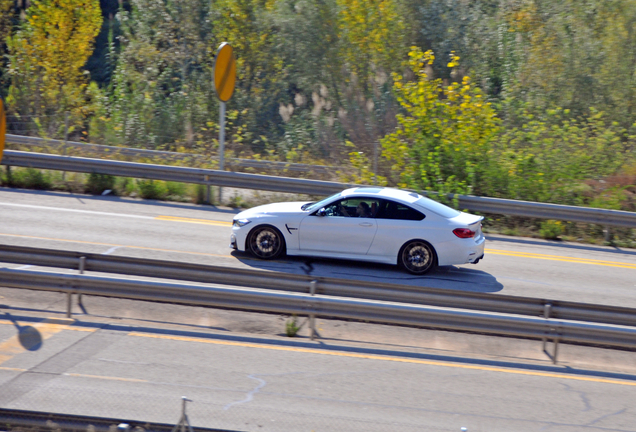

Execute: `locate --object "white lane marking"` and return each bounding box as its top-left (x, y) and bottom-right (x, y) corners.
top-left (0, 202), bottom-right (154, 220)
top-left (223, 375), bottom-right (267, 410)
top-left (14, 265), bottom-right (32, 270)
top-left (102, 246), bottom-right (122, 255)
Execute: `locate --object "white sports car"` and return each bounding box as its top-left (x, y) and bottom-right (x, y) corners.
top-left (230, 187), bottom-right (485, 274)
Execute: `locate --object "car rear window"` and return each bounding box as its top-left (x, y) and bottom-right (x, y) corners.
top-left (415, 197), bottom-right (461, 218)
top-left (376, 200), bottom-right (425, 221)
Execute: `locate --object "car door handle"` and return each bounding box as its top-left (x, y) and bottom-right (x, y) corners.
top-left (359, 222), bottom-right (374, 227)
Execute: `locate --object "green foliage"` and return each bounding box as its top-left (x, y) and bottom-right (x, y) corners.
top-left (381, 48), bottom-right (501, 195)
top-left (539, 220), bottom-right (564, 240)
top-left (4, 0), bottom-right (636, 228)
top-left (85, 173), bottom-right (115, 195)
top-left (6, 0), bottom-right (102, 135)
top-left (6, 168), bottom-right (52, 190)
top-left (107, 0), bottom-right (215, 148)
top-left (285, 315), bottom-right (301, 337)
top-left (493, 108), bottom-right (629, 203)
top-left (136, 179), bottom-right (167, 200)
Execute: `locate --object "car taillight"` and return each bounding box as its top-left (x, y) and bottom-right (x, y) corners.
top-left (453, 228), bottom-right (475, 238)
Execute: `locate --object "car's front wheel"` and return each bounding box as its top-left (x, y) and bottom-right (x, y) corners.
top-left (399, 240), bottom-right (437, 275)
top-left (248, 225), bottom-right (285, 259)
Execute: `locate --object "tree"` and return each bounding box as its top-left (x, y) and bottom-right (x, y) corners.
top-left (6, 0), bottom-right (102, 137)
top-left (107, 0), bottom-right (215, 148)
top-left (381, 48), bottom-right (501, 195)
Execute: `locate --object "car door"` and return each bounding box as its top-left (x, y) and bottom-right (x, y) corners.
top-left (298, 197), bottom-right (379, 255)
top-left (366, 199), bottom-right (428, 258)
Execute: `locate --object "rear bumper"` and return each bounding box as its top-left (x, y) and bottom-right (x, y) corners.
top-left (468, 253), bottom-right (484, 264)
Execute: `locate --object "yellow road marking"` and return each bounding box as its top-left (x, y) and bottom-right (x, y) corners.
top-left (486, 248), bottom-right (636, 269)
top-left (155, 216), bottom-right (232, 227)
top-left (1, 233), bottom-right (634, 269)
top-left (130, 332), bottom-right (636, 387)
top-left (0, 367), bottom-right (26, 372)
top-left (64, 373), bottom-right (147, 383)
top-left (0, 233), bottom-right (233, 259)
top-left (0, 320), bottom-right (88, 365)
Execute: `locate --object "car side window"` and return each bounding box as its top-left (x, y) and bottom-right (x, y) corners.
top-left (319, 198), bottom-right (380, 218)
top-left (375, 199), bottom-right (425, 221)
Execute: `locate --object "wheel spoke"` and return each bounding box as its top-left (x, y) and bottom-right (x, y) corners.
top-left (401, 241), bottom-right (434, 274)
top-left (249, 227), bottom-right (283, 259)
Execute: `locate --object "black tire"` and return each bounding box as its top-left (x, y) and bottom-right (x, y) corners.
top-left (399, 240), bottom-right (437, 275)
top-left (247, 225), bottom-right (285, 259)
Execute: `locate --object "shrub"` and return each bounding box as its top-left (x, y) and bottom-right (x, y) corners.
top-left (85, 173), bottom-right (116, 195)
top-left (539, 220), bottom-right (564, 240)
top-left (9, 168), bottom-right (52, 190)
top-left (136, 179), bottom-right (167, 200)
top-left (285, 315), bottom-right (301, 337)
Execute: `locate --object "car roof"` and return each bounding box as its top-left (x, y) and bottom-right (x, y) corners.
top-left (341, 187), bottom-right (421, 204)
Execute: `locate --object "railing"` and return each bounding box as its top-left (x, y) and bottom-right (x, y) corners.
top-left (5, 133), bottom-right (339, 175)
top-left (2, 267), bottom-right (636, 356)
top-left (2, 149), bottom-right (636, 227)
top-left (1, 150), bottom-right (346, 196)
top-left (0, 244), bottom-right (634, 327)
top-left (1, 245), bottom-right (636, 364)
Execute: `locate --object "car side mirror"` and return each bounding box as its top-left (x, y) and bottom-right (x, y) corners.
top-left (317, 208), bottom-right (327, 217)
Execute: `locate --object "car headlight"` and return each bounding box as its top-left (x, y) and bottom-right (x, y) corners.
top-left (233, 219), bottom-right (252, 228)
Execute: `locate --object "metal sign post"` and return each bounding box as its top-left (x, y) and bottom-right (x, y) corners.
top-left (213, 42), bottom-right (236, 205)
top-left (0, 98), bottom-right (6, 163)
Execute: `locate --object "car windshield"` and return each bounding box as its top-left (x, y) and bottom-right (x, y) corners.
top-left (303, 192), bottom-right (342, 212)
top-left (415, 196), bottom-right (461, 218)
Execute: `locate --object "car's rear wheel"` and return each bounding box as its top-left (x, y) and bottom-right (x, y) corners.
top-left (399, 240), bottom-right (437, 275)
top-left (248, 225), bottom-right (285, 259)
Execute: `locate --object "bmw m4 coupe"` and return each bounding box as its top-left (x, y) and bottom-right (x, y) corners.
top-left (230, 187), bottom-right (485, 274)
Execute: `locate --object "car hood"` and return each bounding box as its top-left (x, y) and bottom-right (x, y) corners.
top-left (449, 212), bottom-right (484, 227)
top-left (236, 201), bottom-right (311, 218)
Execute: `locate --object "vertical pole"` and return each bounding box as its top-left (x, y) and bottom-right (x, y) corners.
top-left (66, 292), bottom-right (72, 318)
top-left (62, 112), bottom-right (69, 181)
top-left (78, 256), bottom-right (86, 307)
top-left (309, 280), bottom-right (317, 340)
top-left (204, 175), bottom-right (210, 204)
top-left (218, 101), bottom-right (226, 205)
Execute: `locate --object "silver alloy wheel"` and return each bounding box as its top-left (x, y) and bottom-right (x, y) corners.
top-left (400, 241), bottom-right (435, 274)
top-left (248, 226), bottom-right (284, 259)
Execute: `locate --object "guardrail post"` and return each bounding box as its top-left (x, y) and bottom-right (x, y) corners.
top-left (604, 226), bottom-right (611, 243)
top-left (78, 256), bottom-right (86, 307)
top-left (542, 304), bottom-right (559, 363)
top-left (204, 175), bottom-right (211, 205)
top-left (543, 328), bottom-right (560, 364)
top-left (309, 280), bottom-right (317, 340)
top-left (171, 396), bottom-right (194, 432)
top-left (544, 303), bottom-right (552, 319)
top-left (66, 292), bottom-right (72, 318)
top-left (62, 112), bottom-right (68, 181)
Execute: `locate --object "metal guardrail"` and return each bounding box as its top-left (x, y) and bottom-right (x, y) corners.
top-left (1, 150), bottom-right (346, 196)
top-left (2, 149), bottom-right (636, 227)
top-left (1, 244), bottom-right (635, 328)
top-left (1, 267), bottom-right (636, 353)
top-left (0, 408), bottom-right (233, 432)
top-left (5, 133), bottom-right (339, 174)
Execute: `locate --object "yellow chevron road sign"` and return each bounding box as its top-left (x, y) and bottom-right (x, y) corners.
top-left (214, 43), bottom-right (236, 102)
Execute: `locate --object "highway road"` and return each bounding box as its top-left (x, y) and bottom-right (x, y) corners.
top-left (0, 187), bottom-right (635, 306)
top-left (1, 187), bottom-right (636, 431)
